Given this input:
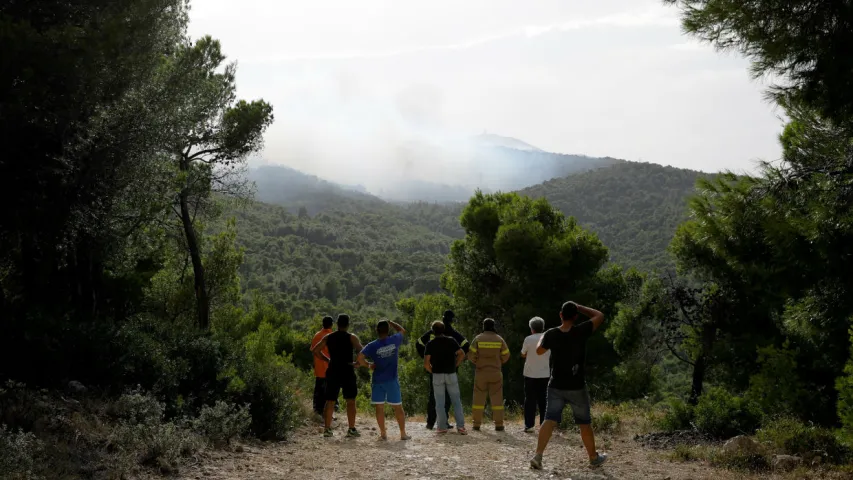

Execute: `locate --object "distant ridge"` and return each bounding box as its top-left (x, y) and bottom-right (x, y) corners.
top-left (471, 133), bottom-right (543, 152)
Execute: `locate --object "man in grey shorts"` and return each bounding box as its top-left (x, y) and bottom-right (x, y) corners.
top-left (529, 301), bottom-right (608, 470)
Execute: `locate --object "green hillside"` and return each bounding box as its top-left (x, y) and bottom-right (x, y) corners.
top-left (230, 197), bottom-right (455, 324)
top-left (232, 162), bottom-right (704, 324)
top-left (521, 162), bottom-right (706, 271)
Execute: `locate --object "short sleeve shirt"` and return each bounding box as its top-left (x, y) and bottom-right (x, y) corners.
top-left (424, 336), bottom-right (461, 374)
top-left (361, 333), bottom-right (403, 384)
top-left (541, 322), bottom-right (594, 390)
top-left (521, 333), bottom-right (550, 378)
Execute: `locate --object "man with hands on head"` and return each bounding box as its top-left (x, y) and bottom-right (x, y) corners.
top-left (357, 318), bottom-right (411, 441)
top-left (529, 301), bottom-right (609, 470)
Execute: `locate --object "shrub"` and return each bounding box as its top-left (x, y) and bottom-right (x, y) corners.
top-left (669, 444), bottom-right (705, 462)
top-left (224, 321), bottom-right (307, 440)
top-left (756, 417), bottom-right (849, 464)
top-left (709, 448), bottom-right (770, 472)
top-left (109, 390), bottom-right (165, 426)
top-left (593, 411), bottom-right (622, 433)
top-left (657, 398), bottom-right (694, 432)
top-left (694, 388), bottom-right (761, 438)
top-left (191, 401), bottom-right (251, 447)
top-left (0, 425), bottom-right (43, 480)
top-left (110, 422), bottom-right (203, 473)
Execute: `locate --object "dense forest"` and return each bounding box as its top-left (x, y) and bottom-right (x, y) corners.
top-left (3, 0), bottom-right (853, 478)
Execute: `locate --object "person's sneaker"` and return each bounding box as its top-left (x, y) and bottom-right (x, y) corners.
top-left (323, 428), bottom-right (333, 437)
top-left (346, 428), bottom-right (361, 438)
top-left (457, 427), bottom-right (468, 435)
top-left (495, 426), bottom-right (505, 432)
top-left (436, 428), bottom-right (448, 434)
top-left (400, 434), bottom-right (411, 441)
top-left (590, 452), bottom-right (608, 468)
top-left (425, 424), bottom-right (434, 430)
top-left (447, 423), bottom-right (454, 429)
top-left (523, 426), bottom-right (535, 433)
top-left (472, 425), bottom-right (480, 431)
top-left (530, 454), bottom-right (543, 470)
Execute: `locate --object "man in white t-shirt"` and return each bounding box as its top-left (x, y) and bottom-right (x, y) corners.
top-left (520, 316), bottom-right (550, 433)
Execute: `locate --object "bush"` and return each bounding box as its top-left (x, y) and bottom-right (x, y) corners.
top-left (593, 411), bottom-right (622, 433)
top-left (110, 422), bottom-right (203, 473)
top-left (191, 401), bottom-right (251, 447)
top-left (0, 425), bottom-right (43, 480)
top-left (223, 321), bottom-right (308, 440)
top-left (709, 448), bottom-right (770, 472)
top-left (756, 417), bottom-right (849, 464)
top-left (657, 398), bottom-right (694, 432)
top-left (109, 389), bottom-right (165, 426)
top-left (694, 388), bottom-right (761, 438)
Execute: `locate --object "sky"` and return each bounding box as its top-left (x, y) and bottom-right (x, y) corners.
top-left (188, 0), bottom-right (785, 190)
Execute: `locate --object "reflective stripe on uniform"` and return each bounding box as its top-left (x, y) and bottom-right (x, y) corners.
top-left (460, 339), bottom-right (469, 346)
top-left (492, 406), bottom-right (504, 410)
top-left (472, 405), bottom-right (485, 410)
top-left (469, 346), bottom-right (478, 352)
top-left (501, 349), bottom-right (510, 355)
top-left (478, 341), bottom-right (503, 349)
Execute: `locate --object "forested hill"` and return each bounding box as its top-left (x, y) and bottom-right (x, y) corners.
top-left (230, 198), bottom-right (457, 324)
top-left (521, 162), bottom-right (706, 270)
top-left (246, 162), bottom-right (705, 273)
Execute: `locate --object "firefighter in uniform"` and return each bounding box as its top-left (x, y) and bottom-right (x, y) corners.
top-left (416, 309), bottom-right (469, 429)
top-left (468, 318), bottom-right (510, 431)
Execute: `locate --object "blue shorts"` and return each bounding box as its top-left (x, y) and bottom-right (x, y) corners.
top-left (545, 387), bottom-right (591, 424)
top-left (371, 379), bottom-right (402, 405)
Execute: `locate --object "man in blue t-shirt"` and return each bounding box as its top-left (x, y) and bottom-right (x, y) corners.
top-left (358, 319), bottom-right (410, 440)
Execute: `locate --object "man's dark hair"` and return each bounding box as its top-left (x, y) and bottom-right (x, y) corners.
top-left (483, 318), bottom-right (496, 332)
top-left (337, 314), bottom-right (350, 329)
top-left (376, 319), bottom-right (390, 336)
top-left (322, 316), bottom-right (333, 329)
top-left (442, 309), bottom-right (455, 325)
top-left (431, 320), bottom-right (445, 336)
top-left (561, 301), bottom-right (578, 321)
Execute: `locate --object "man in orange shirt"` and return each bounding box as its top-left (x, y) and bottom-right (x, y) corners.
top-left (311, 316), bottom-right (335, 416)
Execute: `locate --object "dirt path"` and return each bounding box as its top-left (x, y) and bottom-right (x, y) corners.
top-left (177, 417), bottom-right (760, 480)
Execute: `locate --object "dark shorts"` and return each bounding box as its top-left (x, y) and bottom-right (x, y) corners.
top-left (325, 370), bottom-right (357, 401)
top-left (545, 387), bottom-right (591, 424)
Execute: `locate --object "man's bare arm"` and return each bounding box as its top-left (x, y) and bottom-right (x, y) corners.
top-left (356, 352), bottom-right (370, 368)
top-left (350, 335), bottom-right (364, 365)
top-left (536, 335), bottom-right (548, 356)
top-left (389, 320), bottom-right (406, 335)
top-left (424, 355), bottom-right (433, 373)
top-left (455, 349), bottom-right (465, 368)
top-left (577, 304), bottom-right (605, 331)
top-left (311, 335), bottom-right (331, 362)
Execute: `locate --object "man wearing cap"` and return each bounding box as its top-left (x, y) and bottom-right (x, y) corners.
top-left (468, 318), bottom-right (510, 431)
top-left (416, 309), bottom-right (469, 430)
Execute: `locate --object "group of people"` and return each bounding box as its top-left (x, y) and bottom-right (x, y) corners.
top-left (309, 301), bottom-right (609, 470)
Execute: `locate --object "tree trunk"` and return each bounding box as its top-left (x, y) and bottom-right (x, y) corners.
top-left (179, 189), bottom-right (209, 329)
top-left (688, 323), bottom-right (717, 405)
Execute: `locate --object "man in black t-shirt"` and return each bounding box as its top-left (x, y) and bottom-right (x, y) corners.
top-left (312, 314), bottom-right (364, 438)
top-left (423, 321), bottom-right (467, 435)
top-left (529, 301), bottom-right (608, 470)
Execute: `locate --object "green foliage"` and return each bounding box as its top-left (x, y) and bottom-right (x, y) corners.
top-left (443, 191), bottom-right (623, 403)
top-left (693, 388), bottom-right (761, 438)
top-left (220, 319), bottom-right (308, 440)
top-left (521, 162), bottom-right (704, 271)
top-left (756, 417), bottom-right (849, 464)
top-left (837, 328), bottom-right (853, 441)
top-left (190, 401), bottom-right (251, 447)
top-left (0, 425), bottom-right (43, 480)
top-left (658, 398), bottom-right (695, 432)
top-left (746, 343), bottom-right (805, 417)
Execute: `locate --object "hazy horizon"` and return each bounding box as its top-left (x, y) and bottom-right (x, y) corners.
top-left (188, 0), bottom-right (784, 192)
